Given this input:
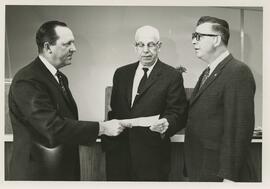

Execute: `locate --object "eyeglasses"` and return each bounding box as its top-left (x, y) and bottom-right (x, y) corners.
top-left (135, 41), bottom-right (160, 49)
top-left (192, 32), bottom-right (218, 41)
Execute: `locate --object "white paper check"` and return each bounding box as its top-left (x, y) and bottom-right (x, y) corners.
top-left (120, 115), bottom-right (160, 127)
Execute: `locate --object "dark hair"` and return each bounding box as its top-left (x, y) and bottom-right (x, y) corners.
top-left (36, 20), bottom-right (67, 53)
top-left (197, 16), bottom-right (230, 46)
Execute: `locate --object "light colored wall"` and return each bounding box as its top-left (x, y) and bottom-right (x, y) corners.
top-left (5, 6), bottom-right (262, 127)
top-left (244, 10), bottom-right (263, 128)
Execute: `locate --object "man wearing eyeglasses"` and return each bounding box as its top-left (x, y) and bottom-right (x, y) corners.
top-left (102, 25), bottom-right (187, 181)
top-left (184, 16), bottom-right (256, 182)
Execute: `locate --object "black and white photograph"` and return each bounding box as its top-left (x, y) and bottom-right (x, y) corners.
top-left (1, 0), bottom-right (268, 188)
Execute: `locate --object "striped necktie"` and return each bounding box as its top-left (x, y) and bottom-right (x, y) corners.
top-left (199, 67), bottom-right (210, 88)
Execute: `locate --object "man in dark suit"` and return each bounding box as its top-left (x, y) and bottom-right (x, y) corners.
top-left (102, 25), bottom-right (188, 181)
top-left (184, 16), bottom-right (256, 182)
top-left (8, 20), bottom-right (126, 181)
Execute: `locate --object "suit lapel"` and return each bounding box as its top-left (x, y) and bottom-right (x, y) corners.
top-left (132, 60), bottom-right (163, 106)
top-left (189, 54), bottom-right (233, 106)
top-left (126, 63), bottom-right (139, 108)
top-left (61, 75), bottom-right (78, 119)
top-left (35, 57), bottom-right (61, 90)
top-left (140, 60), bottom-right (163, 95)
top-left (190, 72), bottom-right (204, 100)
top-left (35, 57), bottom-right (78, 118)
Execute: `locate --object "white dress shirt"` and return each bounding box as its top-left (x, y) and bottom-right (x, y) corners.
top-left (39, 55), bottom-right (59, 83)
top-left (208, 50), bottom-right (230, 76)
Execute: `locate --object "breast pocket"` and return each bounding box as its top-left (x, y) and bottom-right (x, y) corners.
top-left (202, 91), bottom-right (221, 98)
top-left (200, 91), bottom-right (222, 113)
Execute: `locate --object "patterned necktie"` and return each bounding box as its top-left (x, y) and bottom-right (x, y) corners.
top-left (56, 71), bottom-right (72, 105)
top-left (199, 67), bottom-right (210, 88)
top-left (137, 67), bottom-right (149, 95)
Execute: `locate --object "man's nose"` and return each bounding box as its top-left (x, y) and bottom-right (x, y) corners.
top-left (192, 38), bottom-right (197, 45)
top-left (142, 45), bottom-right (149, 52)
top-left (70, 43), bottom-right (76, 52)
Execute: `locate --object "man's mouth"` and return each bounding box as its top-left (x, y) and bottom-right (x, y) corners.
top-left (142, 56), bottom-right (152, 58)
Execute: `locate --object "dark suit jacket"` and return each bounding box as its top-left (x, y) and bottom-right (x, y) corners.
top-left (8, 57), bottom-right (99, 180)
top-left (102, 59), bottom-right (187, 180)
top-left (184, 54), bottom-right (256, 182)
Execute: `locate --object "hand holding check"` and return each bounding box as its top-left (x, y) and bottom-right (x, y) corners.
top-left (99, 115), bottom-right (168, 136)
top-left (149, 118), bottom-right (169, 134)
top-left (99, 119), bottom-right (132, 136)
top-left (119, 115), bottom-right (169, 134)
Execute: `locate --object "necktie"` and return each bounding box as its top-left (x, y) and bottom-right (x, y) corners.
top-left (56, 71), bottom-right (72, 105)
top-left (137, 67), bottom-right (149, 95)
top-left (199, 67), bottom-right (210, 88)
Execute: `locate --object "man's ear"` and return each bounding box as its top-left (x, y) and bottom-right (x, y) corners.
top-left (44, 42), bottom-right (52, 53)
top-left (157, 41), bottom-right (162, 51)
top-left (133, 43), bottom-right (138, 53)
top-left (213, 36), bottom-right (222, 47)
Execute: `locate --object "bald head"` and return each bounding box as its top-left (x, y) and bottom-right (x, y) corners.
top-left (135, 25), bottom-right (160, 42)
top-left (134, 25), bottom-right (161, 67)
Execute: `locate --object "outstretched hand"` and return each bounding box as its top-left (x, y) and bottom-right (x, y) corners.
top-left (119, 120), bottom-right (133, 128)
top-left (99, 119), bottom-right (126, 136)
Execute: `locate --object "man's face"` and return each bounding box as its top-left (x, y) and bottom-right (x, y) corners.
top-left (50, 26), bottom-right (76, 69)
top-left (192, 23), bottom-right (218, 62)
top-left (135, 32), bottom-right (160, 67)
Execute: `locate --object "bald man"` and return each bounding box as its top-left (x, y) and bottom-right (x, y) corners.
top-left (102, 25), bottom-right (188, 181)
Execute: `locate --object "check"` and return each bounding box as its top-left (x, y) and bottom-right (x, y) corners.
top-left (120, 115), bottom-right (160, 127)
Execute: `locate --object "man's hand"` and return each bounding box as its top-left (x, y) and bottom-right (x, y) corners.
top-left (119, 120), bottom-right (133, 128)
top-left (149, 118), bottom-right (169, 134)
top-left (99, 119), bottom-right (128, 136)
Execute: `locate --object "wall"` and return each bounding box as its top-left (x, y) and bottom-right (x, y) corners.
top-left (5, 6), bottom-right (262, 127)
top-left (244, 10), bottom-right (263, 128)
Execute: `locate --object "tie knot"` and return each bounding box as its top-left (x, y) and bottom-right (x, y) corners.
top-left (204, 67), bottom-right (210, 76)
top-left (142, 67), bottom-right (149, 74)
top-left (56, 70), bottom-right (63, 79)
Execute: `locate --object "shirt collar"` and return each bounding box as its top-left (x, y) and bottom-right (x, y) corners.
top-left (138, 58), bottom-right (158, 74)
top-left (39, 55), bottom-right (58, 76)
top-left (208, 50), bottom-right (230, 75)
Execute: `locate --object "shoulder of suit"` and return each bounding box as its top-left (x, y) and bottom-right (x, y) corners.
top-left (115, 62), bottom-right (138, 73)
top-left (12, 57), bottom-right (43, 82)
top-left (227, 57), bottom-right (253, 73)
top-left (157, 60), bottom-right (181, 75)
top-left (224, 58), bottom-right (254, 83)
